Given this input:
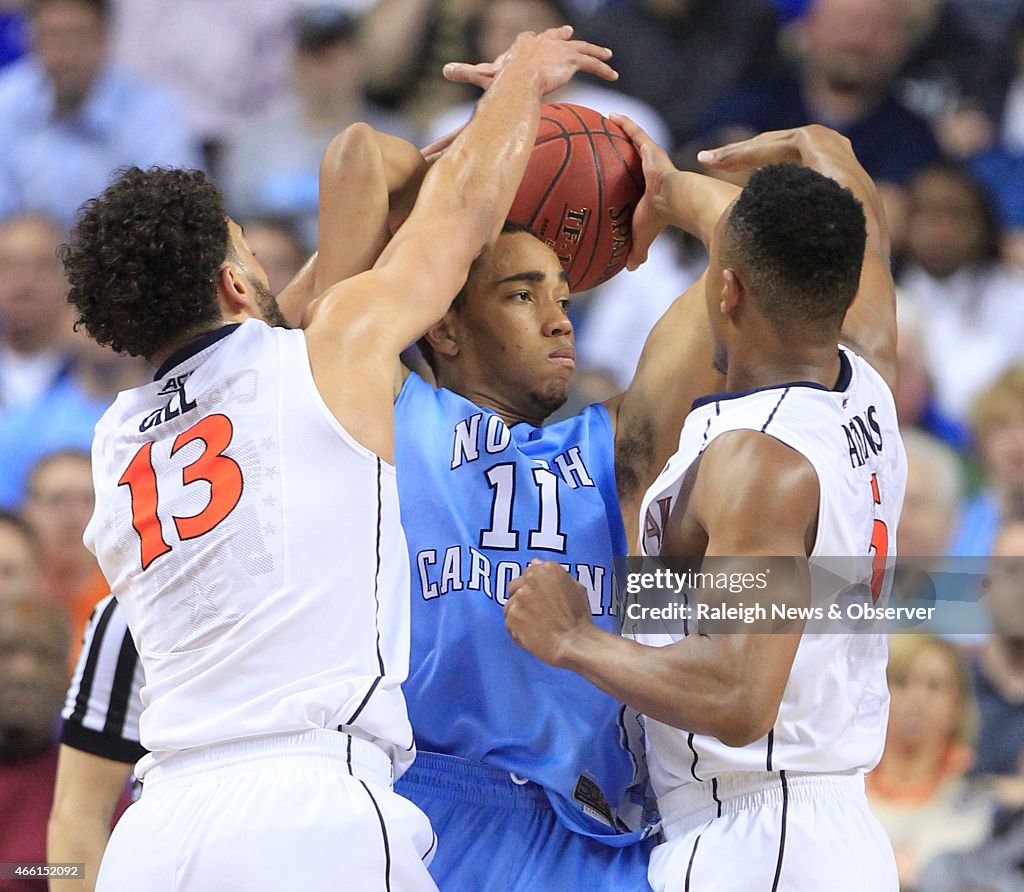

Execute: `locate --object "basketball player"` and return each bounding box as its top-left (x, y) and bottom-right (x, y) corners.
top-left (51, 121), bottom-right (902, 888)
top-left (63, 28), bottom-right (618, 892)
top-left (504, 123), bottom-right (904, 891)
top-left (51, 181), bottom-right (726, 890)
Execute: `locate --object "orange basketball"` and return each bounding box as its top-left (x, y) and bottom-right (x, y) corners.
top-left (508, 103), bottom-right (644, 292)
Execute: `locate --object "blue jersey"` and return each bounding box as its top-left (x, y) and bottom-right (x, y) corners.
top-left (395, 372), bottom-right (647, 842)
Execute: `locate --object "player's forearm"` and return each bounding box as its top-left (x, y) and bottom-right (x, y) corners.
top-left (419, 63), bottom-right (543, 255)
top-left (560, 624), bottom-right (777, 747)
top-left (657, 171), bottom-right (740, 245)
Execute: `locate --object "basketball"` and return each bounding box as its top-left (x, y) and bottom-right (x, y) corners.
top-left (508, 103), bottom-right (644, 293)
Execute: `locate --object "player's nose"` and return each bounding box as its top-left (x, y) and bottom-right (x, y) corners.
top-left (542, 304), bottom-right (573, 338)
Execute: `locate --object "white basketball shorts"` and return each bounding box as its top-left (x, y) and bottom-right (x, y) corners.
top-left (96, 729), bottom-right (437, 891)
top-left (648, 770), bottom-right (897, 891)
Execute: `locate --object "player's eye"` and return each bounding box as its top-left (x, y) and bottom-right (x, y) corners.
top-left (509, 290), bottom-right (531, 302)
top-left (558, 297), bottom-right (571, 311)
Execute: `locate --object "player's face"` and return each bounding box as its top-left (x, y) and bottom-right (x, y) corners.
top-left (226, 221), bottom-right (288, 329)
top-left (451, 232), bottom-right (573, 423)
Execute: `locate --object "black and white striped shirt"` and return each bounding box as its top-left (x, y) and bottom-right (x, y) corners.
top-left (61, 594), bottom-right (146, 764)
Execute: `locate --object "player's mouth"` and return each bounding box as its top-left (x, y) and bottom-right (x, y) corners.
top-left (549, 347), bottom-right (576, 370)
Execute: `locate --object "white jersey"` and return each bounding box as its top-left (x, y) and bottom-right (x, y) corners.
top-left (637, 347), bottom-right (906, 800)
top-left (85, 320), bottom-right (413, 779)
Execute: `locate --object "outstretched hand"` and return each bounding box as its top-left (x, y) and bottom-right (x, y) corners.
top-left (443, 26), bottom-right (617, 97)
top-left (504, 560), bottom-right (595, 668)
top-left (608, 113), bottom-right (680, 271)
top-left (696, 124), bottom-right (852, 174)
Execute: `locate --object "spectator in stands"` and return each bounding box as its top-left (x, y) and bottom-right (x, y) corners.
top-left (968, 11), bottom-right (1024, 269)
top-left (970, 510), bottom-right (1024, 777)
top-left (898, 165), bottom-right (1024, 426)
top-left (0, 213), bottom-right (74, 421)
top-left (0, 512), bottom-right (42, 603)
top-left (22, 449), bottom-right (104, 665)
top-left (867, 635), bottom-right (993, 890)
top-left (238, 216), bottom-right (310, 295)
top-left (0, 597), bottom-right (70, 884)
top-left (109, 0), bottom-right (318, 171)
top-left (895, 300), bottom-right (969, 449)
top-left (952, 366), bottom-right (1024, 557)
top-left (425, 0), bottom-right (670, 148)
top-left (895, 0), bottom-right (1002, 160)
top-left (899, 428), bottom-right (965, 559)
top-left (576, 0), bottom-right (781, 151)
top-left (0, 327), bottom-right (148, 511)
top-left (220, 5), bottom-right (416, 249)
top-left (0, 0), bottom-right (201, 227)
top-left (361, 0), bottom-right (482, 131)
top-left (698, 0), bottom-right (941, 245)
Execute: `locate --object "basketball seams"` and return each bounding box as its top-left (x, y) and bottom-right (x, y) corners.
top-left (508, 103), bottom-right (642, 291)
top-left (562, 103), bottom-right (604, 290)
top-left (600, 117), bottom-right (645, 192)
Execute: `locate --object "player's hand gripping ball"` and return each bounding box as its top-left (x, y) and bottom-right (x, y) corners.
top-left (508, 103), bottom-right (643, 292)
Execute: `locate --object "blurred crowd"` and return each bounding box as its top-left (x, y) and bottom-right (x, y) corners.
top-left (2, 1), bottom-right (1024, 890)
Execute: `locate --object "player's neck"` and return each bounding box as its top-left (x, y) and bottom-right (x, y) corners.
top-left (448, 381), bottom-right (545, 428)
top-left (723, 343), bottom-right (842, 395)
top-left (149, 322), bottom-right (233, 374)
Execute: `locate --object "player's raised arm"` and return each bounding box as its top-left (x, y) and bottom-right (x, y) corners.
top-left (699, 126), bottom-right (898, 392)
top-left (313, 124), bottom-right (428, 298)
top-left (302, 28), bottom-right (616, 459)
top-left (273, 125), bottom-right (429, 328)
top-left (305, 27), bottom-right (615, 350)
top-left (600, 116), bottom-right (736, 542)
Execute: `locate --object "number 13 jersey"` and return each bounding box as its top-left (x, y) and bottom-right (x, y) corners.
top-left (637, 347), bottom-right (907, 797)
top-left (85, 320), bottom-right (414, 780)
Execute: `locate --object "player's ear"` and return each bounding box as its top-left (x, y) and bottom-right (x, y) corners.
top-left (216, 263), bottom-right (254, 317)
top-left (423, 314), bottom-right (459, 360)
top-left (720, 268), bottom-right (743, 317)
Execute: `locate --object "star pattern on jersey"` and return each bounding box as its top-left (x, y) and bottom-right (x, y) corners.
top-left (262, 523), bottom-right (276, 536)
top-left (260, 437), bottom-right (274, 450)
top-left (177, 580), bottom-right (244, 651)
top-left (262, 494), bottom-right (276, 508)
top-left (263, 465), bottom-right (280, 478)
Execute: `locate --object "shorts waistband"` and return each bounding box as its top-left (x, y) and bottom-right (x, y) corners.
top-left (396, 751), bottom-right (551, 810)
top-left (142, 729), bottom-right (393, 791)
top-left (660, 770), bottom-right (866, 840)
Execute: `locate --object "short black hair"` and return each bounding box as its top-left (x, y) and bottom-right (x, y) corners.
top-left (417, 221), bottom-right (534, 375)
top-left (62, 167), bottom-right (230, 360)
top-left (724, 163), bottom-right (866, 336)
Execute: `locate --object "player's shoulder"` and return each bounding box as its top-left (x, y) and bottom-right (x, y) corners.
top-left (695, 429), bottom-right (820, 542)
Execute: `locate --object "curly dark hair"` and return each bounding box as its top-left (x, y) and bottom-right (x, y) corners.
top-left (62, 167), bottom-right (230, 359)
top-left (724, 163), bottom-right (866, 337)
